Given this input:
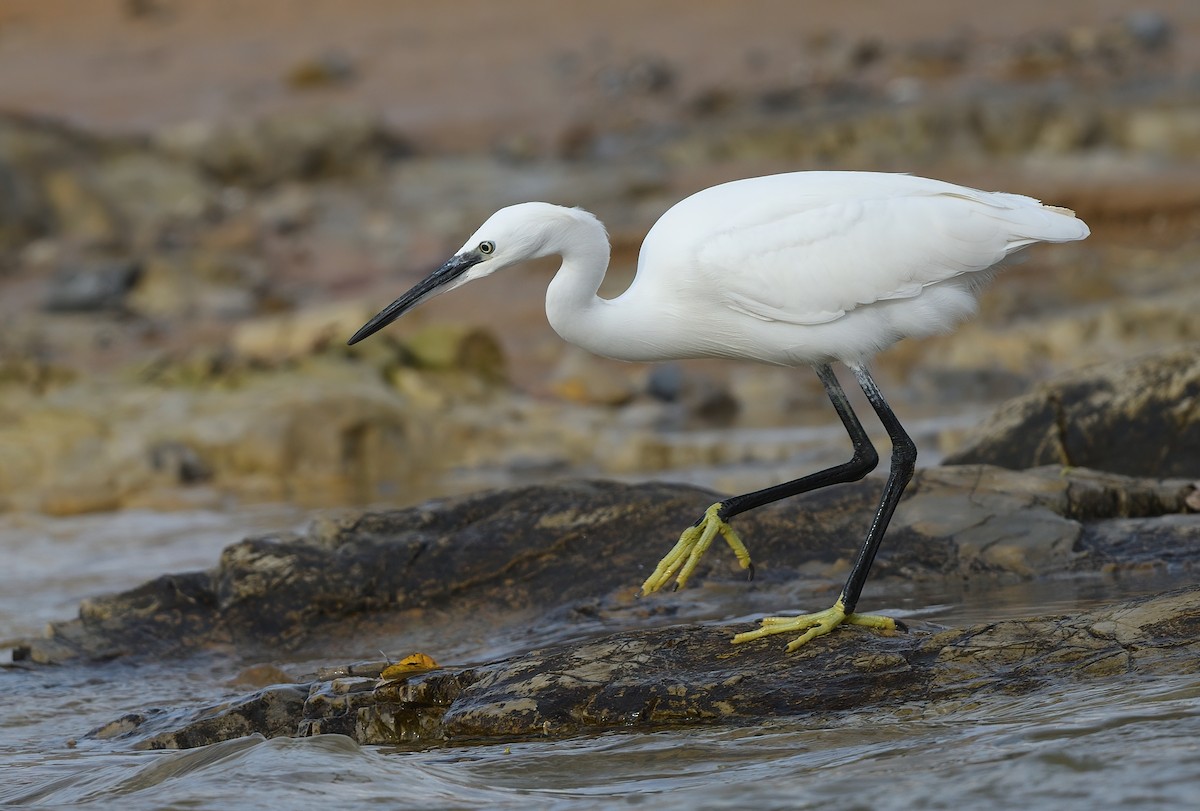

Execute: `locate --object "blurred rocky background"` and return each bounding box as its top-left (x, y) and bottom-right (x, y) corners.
top-left (0, 0), bottom-right (1197, 516)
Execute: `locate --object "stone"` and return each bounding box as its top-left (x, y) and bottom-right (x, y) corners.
top-left (229, 303), bottom-right (376, 364)
top-left (1124, 107), bottom-right (1200, 158)
top-left (153, 110), bottom-right (407, 187)
top-left (90, 586), bottom-right (1200, 749)
top-left (402, 324), bottom-right (507, 382)
top-left (945, 346), bottom-right (1200, 478)
top-left (134, 685), bottom-right (311, 750)
top-left (1122, 11), bottom-right (1173, 52)
top-left (14, 469), bottom-right (1197, 665)
top-left (89, 152), bottom-right (215, 242)
top-left (42, 258), bottom-right (142, 312)
top-left (285, 51), bottom-right (358, 90)
top-left (41, 170), bottom-right (121, 247)
top-left (547, 349), bottom-right (638, 406)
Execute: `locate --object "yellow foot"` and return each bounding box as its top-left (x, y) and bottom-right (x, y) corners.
top-left (640, 503), bottom-right (753, 595)
top-left (731, 598), bottom-right (899, 652)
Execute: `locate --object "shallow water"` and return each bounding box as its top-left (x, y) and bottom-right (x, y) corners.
top-left (3, 506), bottom-right (1199, 810)
top-left (6, 668), bottom-right (1199, 810)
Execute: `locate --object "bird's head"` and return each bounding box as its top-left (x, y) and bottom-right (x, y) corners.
top-left (348, 202), bottom-right (598, 345)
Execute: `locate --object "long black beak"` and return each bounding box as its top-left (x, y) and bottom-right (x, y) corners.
top-left (347, 251), bottom-right (485, 345)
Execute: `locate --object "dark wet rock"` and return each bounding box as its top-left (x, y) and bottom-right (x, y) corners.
top-left (148, 440), bottom-right (213, 485)
top-left (98, 585), bottom-right (1200, 749)
top-left (644, 363), bottom-right (685, 402)
top-left (42, 258), bottom-right (142, 312)
top-left (0, 113), bottom-right (104, 253)
top-left (945, 346), bottom-right (1200, 478)
top-left (644, 365), bottom-right (740, 427)
top-left (14, 468), bottom-right (1198, 665)
top-left (1122, 11), bottom-right (1173, 52)
top-left (132, 684), bottom-right (310, 749)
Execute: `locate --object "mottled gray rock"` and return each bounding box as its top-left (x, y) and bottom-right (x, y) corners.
top-left (42, 258), bottom-right (142, 312)
top-left (945, 346), bottom-right (1200, 478)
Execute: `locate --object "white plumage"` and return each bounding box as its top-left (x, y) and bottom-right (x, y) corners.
top-left (349, 170), bottom-right (1090, 652)
top-left (548, 171), bottom-right (1086, 364)
top-left (351, 171), bottom-right (1087, 365)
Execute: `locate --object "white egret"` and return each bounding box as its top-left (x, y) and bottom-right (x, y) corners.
top-left (349, 171), bottom-right (1090, 652)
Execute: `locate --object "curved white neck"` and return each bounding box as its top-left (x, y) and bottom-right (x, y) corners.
top-left (541, 210), bottom-right (677, 363)
top-left (541, 219), bottom-right (617, 356)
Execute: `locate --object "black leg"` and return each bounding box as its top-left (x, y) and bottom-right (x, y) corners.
top-left (836, 364), bottom-right (917, 614)
top-left (717, 363), bottom-right (880, 521)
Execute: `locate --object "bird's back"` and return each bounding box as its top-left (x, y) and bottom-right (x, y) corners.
top-left (628, 172), bottom-right (1088, 365)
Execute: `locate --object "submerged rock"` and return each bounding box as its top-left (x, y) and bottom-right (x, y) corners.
top-left (945, 346), bottom-right (1200, 478)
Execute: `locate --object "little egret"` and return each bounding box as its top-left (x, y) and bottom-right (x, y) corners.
top-left (349, 171), bottom-right (1089, 652)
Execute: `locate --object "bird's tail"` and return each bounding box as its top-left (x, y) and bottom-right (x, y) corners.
top-left (996, 197), bottom-right (1090, 252)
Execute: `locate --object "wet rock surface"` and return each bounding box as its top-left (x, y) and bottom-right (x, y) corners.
top-left (946, 346), bottom-right (1200, 478)
top-left (8, 464), bottom-right (1195, 749)
top-left (96, 583), bottom-right (1200, 750)
top-left (17, 468), bottom-right (1197, 666)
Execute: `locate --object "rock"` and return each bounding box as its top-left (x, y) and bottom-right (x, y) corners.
top-left (253, 184), bottom-right (317, 234)
top-left (1122, 11), bottom-right (1173, 52)
top-left (285, 50), bottom-right (358, 90)
top-left (153, 110), bottom-right (407, 187)
top-left (596, 57), bottom-right (676, 98)
top-left (1123, 107), bottom-right (1200, 158)
top-left (89, 152), bottom-right (215, 242)
top-left (898, 37), bottom-right (967, 79)
top-left (644, 363), bottom-right (685, 402)
top-left (42, 258), bottom-right (142, 312)
top-left (0, 359), bottom-right (443, 512)
top-left (548, 348), bottom-right (638, 406)
top-left (0, 114), bottom-right (115, 253)
top-left (229, 302), bottom-right (376, 364)
top-left (14, 468), bottom-right (1197, 665)
top-left (41, 170), bottom-right (121, 246)
top-left (134, 684), bottom-right (310, 749)
top-left (180, 251), bottom-right (266, 319)
top-left (0, 123), bottom-right (53, 255)
top-left (644, 364), bottom-right (740, 427)
top-left (401, 324), bottom-right (507, 381)
top-left (945, 346), bottom-right (1200, 478)
top-left (96, 585), bottom-right (1200, 749)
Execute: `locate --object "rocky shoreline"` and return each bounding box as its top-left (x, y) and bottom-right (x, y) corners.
top-left (3, 1), bottom-right (1200, 762)
top-left (11, 456), bottom-right (1198, 749)
top-left (95, 585), bottom-right (1200, 750)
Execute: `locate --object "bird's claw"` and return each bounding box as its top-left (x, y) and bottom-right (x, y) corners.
top-left (640, 503), bottom-right (753, 595)
top-left (731, 598), bottom-right (899, 652)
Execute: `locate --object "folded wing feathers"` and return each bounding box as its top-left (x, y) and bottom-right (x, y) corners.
top-left (701, 188), bottom-right (1087, 326)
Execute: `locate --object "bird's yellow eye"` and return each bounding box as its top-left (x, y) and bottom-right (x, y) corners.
top-left (478, 241), bottom-right (495, 255)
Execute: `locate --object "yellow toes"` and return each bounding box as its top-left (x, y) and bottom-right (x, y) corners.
top-left (731, 598), bottom-right (898, 652)
top-left (640, 503), bottom-right (753, 595)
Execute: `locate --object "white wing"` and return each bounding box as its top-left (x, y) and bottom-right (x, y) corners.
top-left (647, 173), bottom-right (1088, 326)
